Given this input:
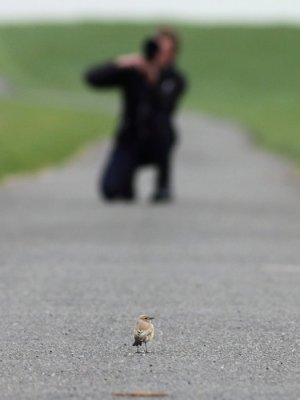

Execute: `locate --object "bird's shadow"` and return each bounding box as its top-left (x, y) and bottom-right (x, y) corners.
top-left (124, 350), bottom-right (156, 357)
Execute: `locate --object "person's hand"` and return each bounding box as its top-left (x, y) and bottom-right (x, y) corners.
top-left (144, 62), bottom-right (160, 84)
top-left (116, 54), bottom-right (160, 84)
top-left (116, 54), bottom-right (145, 70)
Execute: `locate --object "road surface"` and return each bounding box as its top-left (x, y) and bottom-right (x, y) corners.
top-left (0, 114), bottom-right (299, 399)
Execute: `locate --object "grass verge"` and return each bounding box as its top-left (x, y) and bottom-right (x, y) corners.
top-left (0, 22), bottom-right (299, 180)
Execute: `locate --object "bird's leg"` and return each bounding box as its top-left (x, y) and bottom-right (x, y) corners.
top-left (144, 342), bottom-right (148, 353)
top-left (136, 346), bottom-right (140, 353)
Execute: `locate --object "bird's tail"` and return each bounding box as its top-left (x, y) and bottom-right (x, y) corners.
top-left (132, 338), bottom-right (142, 346)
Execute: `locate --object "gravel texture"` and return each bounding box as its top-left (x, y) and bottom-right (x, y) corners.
top-left (0, 114), bottom-right (299, 400)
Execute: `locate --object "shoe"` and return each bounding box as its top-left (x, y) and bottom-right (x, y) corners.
top-left (151, 189), bottom-right (172, 203)
top-left (119, 187), bottom-right (136, 202)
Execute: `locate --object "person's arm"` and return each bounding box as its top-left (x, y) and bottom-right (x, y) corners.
top-left (157, 73), bottom-right (187, 114)
top-left (84, 62), bottom-right (127, 88)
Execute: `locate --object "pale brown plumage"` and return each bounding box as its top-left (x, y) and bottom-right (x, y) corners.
top-left (132, 314), bottom-right (154, 353)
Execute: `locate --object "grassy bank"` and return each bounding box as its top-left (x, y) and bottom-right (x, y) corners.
top-left (0, 22), bottom-right (299, 180)
top-left (0, 99), bottom-right (112, 176)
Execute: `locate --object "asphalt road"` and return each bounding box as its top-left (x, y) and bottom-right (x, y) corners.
top-left (0, 114), bottom-right (299, 400)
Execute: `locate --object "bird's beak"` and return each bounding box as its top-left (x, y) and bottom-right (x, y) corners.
top-left (149, 317), bottom-right (155, 320)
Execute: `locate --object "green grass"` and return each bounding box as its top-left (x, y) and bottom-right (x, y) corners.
top-left (182, 26), bottom-right (300, 160)
top-left (0, 22), bottom-right (300, 180)
top-left (0, 99), bottom-right (112, 175)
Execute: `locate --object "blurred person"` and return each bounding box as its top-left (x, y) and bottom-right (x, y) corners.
top-left (85, 38), bottom-right (161, 201)
top-left (84, 28), bottom-right (186, 202)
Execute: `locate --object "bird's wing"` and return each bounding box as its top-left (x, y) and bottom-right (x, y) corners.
top-left (134, 328), bottom-right (152, 340)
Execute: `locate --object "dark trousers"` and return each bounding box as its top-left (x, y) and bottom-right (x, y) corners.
top-left (100, 140), bottom-right (174, 201)
top-left (146, 141), bottom-right (172, 193)
top-left (101, 145), bottom-right (137, 200)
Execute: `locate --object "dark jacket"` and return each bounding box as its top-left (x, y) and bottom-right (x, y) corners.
top-left (153, 65), bottom-right (186, 147)
top-left (85, 62), bottom-right (155, 145)
top-left (85, 62), bottom-right (186, 148)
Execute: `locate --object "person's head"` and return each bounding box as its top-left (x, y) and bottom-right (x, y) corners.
top-left (156, 27), bottom-right (180, 67)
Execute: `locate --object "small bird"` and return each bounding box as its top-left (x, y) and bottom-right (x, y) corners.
top-left (132, 314), bottom-right (155, 353)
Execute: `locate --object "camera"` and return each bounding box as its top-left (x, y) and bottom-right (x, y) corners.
top-left (142, 38), bottom-right (160, 61)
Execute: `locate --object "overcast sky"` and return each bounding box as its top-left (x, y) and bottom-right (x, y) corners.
top-left (1, 0), bottom-right (300, 23)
